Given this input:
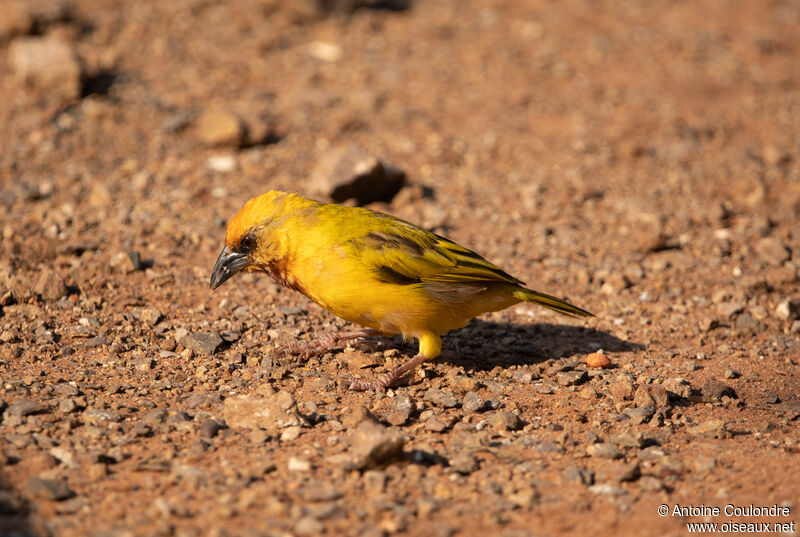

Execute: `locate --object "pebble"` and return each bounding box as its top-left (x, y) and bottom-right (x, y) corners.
top-left (589, 484), bottom-right (627, 496)
top-left (222, 391), bottom-right (309, 431)
top-left (700, 380), bottom-right (736, 402)
top-left (754, 237), bottom-right (790, 266)
top-left (610, 431), bottom-right (643, 448)
top-left (348, 421), bottom-right (405, 470)
top-left (310, 144), bottom-right (406, 205)
top-left (633, 384), bottom-right (669, 409)
top-left (6, 399), bottom-right (48, 417)
top-left (622, 404), bottom-right (655, 425)
top-left (448, 452), bottom-right (479, 474)
top-left (199, 419), bottom-right (225, 439)
top-left (423, 388), bottom-right (458, 408)
top-left (27, 477), bottom-right (75, 501)
top-left (34, 268), bottom-right (68, 302)
top-left (775, 298), bottom-right (800, 321)
top-left (599, 461), bottom-right (641, 483)
top-left (556, 370), bottom-right (588, 386)
top-left (462, 391), bottom-right (484, 413)
top-left (585, 352), bottom-right (612, 368)
top-left (587, 443), bottom-right (623, 459)
top-left (180, 332), bottom-right (223, 355)
top-left (693, 455), bottom-right (717, 473)
top-left (194, 107), bottom-right (245, 147)
top-left (9, 37), bottom-right (82, 104)
top-left (563, 465), bottom-right (594, 486)
top-left (608, 379), bottom-right (635, 401)
top-left (638, 476), bottom-right (665, 491)
top-left (490, 411), bottom-right (521, 432)
top-left (288, 457), bottom-right (312, 472)
top-left (687, 419), bottom-right (730, 438)
top-left (724, 368), bottom-right (740, 379)
top-left (386, 395), bottom-right (415, 426)
top-left (662, 377), bottom-right (692, 398)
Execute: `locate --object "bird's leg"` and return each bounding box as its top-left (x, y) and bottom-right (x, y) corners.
top-left (275, 328), bottom-right (381, 360)
top-left (349, 353), bottom-right (429, 391)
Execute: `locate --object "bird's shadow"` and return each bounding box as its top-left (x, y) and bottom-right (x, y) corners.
top-left (433, 319), bottom-right (643, 371)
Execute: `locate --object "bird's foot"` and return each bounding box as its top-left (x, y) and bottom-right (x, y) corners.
top-left (349, 353), bottom-right (429, 391)
top-left (275, 329), bottom-right (381, 360)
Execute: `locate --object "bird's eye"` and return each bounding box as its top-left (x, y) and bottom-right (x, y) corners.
top-left (240, 235), bottom-right (256, 251)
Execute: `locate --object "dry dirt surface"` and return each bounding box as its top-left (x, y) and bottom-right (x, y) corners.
top-left (1, 1), bottom-right (800, 536)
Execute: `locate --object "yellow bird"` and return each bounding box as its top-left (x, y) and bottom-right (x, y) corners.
top-left (210, 191), bottom-right (592, 390)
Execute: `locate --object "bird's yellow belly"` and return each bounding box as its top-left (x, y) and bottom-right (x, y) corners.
top-left (305, 278), bottom-right (519, 338)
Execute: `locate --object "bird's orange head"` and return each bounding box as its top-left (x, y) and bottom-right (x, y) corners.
top-left (210, 191), bottom-right (314, 289)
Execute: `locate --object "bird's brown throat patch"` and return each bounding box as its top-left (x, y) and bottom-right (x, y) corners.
top-left (266, 258), bottom-right (305, 294)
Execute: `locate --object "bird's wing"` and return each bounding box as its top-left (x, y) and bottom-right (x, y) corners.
top-left (345, 223), bottom-right (524, 286)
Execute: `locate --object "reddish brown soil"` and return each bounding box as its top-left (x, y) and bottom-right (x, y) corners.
top-left (1, 1), bottom-right (799, 536)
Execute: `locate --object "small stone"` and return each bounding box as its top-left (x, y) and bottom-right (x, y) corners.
top-left (556, 370), bottom-right (588, 386)
top-left (385, 395), bottom-right (414, 426)
top-left (288, 457), bottom-right (312, 472)
top-left (180, 332), bottom-right (223, 355)
top-left (110, 251), bottom-right (140, 274)
top-left (424, 416), bottom-right (448, 433)
top-left (310, 144), bottom-right (406, 205)
top-left (599, 462), bottom-right (640, 483)
top-left (775, 298), bottom-right (800, 321)
top-left (423, 388), bottom-right (458, 408)
top-left (587, 443), bottom-right (623, 459)
top-left (199, 419), bottom-right (225, 439)
top-left (462, 391), bottom-right (484, 413)
top-left (638, 476), bottom-right (665, 491)
top-left (724, 368), bottom-right (740, 379)
top-left (563, 466), bottom-right (594, 486)
top-left (130, 355), bottom-right (155, 372)
top-left (140, 308), bottom-right (163, 326)
top-left (682, 360), bottom-right (698, 372)
top-left (308, 41), bottom-right (342, 62)
top-left (349, 421), bottom-right (405, 470)
top-left (755, 237), bottom-right (790, 266)
top-left (9, 37), bottom-right (82, 104)
top-left (6, 399), bottom-right (48, 417)
top-left (762, 391), bottom-right (780, 405)
top-left (585, 352), bottom-right (612, 368)
top-left (700, 380), bottom-right (736, 402)
top-left (622, 404), bottom-right (655, 425)
top-left (693, 455), bottom-right (717, 473)
top-left (448, 452), bottom-right (479, 475)
top-left (87, 463), bottom-right (107, 480)
top-left (195, 107), bottom-right (245, 147)
top-left (295, 516), bottom-right (324, 536)
top-left (490, 411), bottom-right (521, 432)
top-left (341, 404), bottom-right (378, 428)
top-left (579, 386), bottom-right (599, 399)
top-left (589, 484), bottom-right (627, 496)
top-left (687, 419), bottom-right (730, 438)
top-left (34, 269), bottom-right (68, 302)
top-left (717, 299), bottom-right (745, 319)
top-left (536, 383), bottom-right (556, 394)
top-left (609, 379), bottom-right (635, 401)
top-left (609, 431), bottom-right (643, 448)
top-left (662, 377), bottom-right (692, 398)
top-left (222, 391), bottom-right (309, 431)
top-left (27, 477), bottom-right (74, 501)
top-left (634, 384), bottom-right (669, 408)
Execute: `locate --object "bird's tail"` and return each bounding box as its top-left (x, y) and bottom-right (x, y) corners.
top-left (512, 287), bottom-right (594, 318)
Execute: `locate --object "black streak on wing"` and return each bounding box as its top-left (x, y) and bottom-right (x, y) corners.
top-left (375, 265), bottom-right (422, 285)
top-left (455, 259), bottom-right (518, 283)
top-left (364, 231), bottom-right (425, 256)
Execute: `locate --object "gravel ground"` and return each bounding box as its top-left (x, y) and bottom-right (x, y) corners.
top-left (1, 1), bottom-right (799, 536)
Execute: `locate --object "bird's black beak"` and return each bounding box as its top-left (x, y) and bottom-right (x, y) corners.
top-left (210, 246), bottom-right (249, 290)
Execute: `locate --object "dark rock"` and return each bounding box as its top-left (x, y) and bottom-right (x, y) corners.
top-left (622, 404), bottom-right (655, 425)
top-left (634, 384), bottom-right (670, 408)
top-left (556, 370), bottom-right (588, 386)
